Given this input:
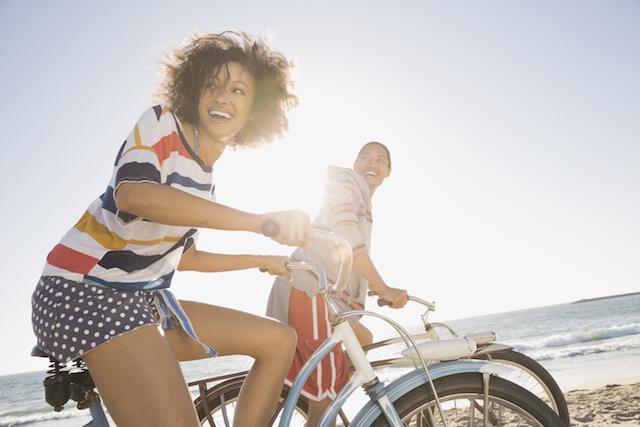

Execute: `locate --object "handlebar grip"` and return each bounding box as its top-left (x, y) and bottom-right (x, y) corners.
top-left (369, 290), bottom-right (392, 307)
top-left (377, 299), bottom-right (393, 307)
top-left (260, 219), bottom-right (280, 238)
top-left (260, 260), bottom-right (294, 274)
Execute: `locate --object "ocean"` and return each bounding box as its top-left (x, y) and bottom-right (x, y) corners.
top-left (1, 293), bottom-right (638, 426)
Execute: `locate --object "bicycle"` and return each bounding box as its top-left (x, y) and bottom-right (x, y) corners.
top-left (32, 228), bottom-right (566, 426)
top-left (193, 226), bottom-right (565, 426)
top-left (187, 295), bottom-right (569, 426)
top-left (365, 292), bottom-right (570, 424)
top-left (188, 279), bottom-right (568, 425)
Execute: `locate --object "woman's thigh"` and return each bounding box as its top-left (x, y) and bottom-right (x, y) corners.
top-left (82, 324), bottom-right (198, 427)
top-left (165, 300), bottom-right (296, 361)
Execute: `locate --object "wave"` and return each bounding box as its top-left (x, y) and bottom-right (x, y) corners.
top-left (0, 407), bottom-right (88, 427)
top-left (511, 322), bottom-right (640, 351)
top-left (531, 339), bottom-right (640, 361)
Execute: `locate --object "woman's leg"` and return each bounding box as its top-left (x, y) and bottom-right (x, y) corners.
top-left (82, 324), bottom-right (199, 427)
top-left (164, 300), bottom-right (297, 427)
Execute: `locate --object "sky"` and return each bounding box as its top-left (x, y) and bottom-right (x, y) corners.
top-left (1, 0), bottom-right (638, 376)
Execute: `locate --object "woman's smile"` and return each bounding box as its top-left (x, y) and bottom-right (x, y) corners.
top-left (197, 61), bottom-right (255, 145)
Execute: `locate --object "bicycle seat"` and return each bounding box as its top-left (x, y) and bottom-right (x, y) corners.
top-left (31, 345), bottom-right (51, 358)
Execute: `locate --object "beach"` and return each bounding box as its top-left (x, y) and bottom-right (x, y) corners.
top-left (566, 381), bottom-right (640, 426)
top-left (5, 383), bottom-right (639, 426)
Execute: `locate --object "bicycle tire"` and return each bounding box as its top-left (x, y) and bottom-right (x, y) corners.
top-left (193, 377), bottom-right (305, 426)
top-left (371, 372), bottom-right (567, 426)
top-left (474, 349), bottom-right (570, 424)
top-left (194, 377), bottom-right (350, 426)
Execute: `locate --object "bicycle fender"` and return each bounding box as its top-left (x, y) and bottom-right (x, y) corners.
top-left (349, 359), bottom-right (512, 426)
top-left (473, 342), bottom-right (513, 356)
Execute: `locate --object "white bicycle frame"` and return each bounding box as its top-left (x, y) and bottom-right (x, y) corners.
top-left (278, 230), bottom-right (512, 427)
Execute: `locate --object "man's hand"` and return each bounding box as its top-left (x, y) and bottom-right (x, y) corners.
top-left (378, 286), bottom-right (408, 309)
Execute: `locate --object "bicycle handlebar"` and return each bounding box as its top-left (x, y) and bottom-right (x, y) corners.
top-left (368, 290), bottom-right (436, 311)
top-left (261, 219), bottom-right (353, 295)
top-left (260, 218), bottom-right (280, 238)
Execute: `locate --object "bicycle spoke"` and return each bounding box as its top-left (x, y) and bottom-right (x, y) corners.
top-left (220, 394), bottom-right (231, 427)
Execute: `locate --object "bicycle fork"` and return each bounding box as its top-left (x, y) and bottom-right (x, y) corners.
top-left (319, 322), bottom-right (404, 427)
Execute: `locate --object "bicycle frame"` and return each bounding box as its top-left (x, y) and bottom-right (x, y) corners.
top-left (187, 264), bottom-right (567, 426)
top-left (279, 320), bottom-right (403, 426)
top-left (278, 310), bottom-right (515, 427)
top-left (278, 229), bottom-right (524, 426)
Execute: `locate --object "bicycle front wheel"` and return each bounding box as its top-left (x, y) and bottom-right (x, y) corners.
top-left (372, 372), bottom-right (566, 426)
top-left (475, 349), bottom-right (570, 424)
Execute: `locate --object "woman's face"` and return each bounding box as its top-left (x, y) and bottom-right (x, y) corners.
top-left (354, 143), bottom-right (391, 191)
top-left (197, 61), bottom-right (255, 144)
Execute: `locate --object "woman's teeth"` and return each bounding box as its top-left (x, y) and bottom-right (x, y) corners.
top-left (208, 110), bottom-right (232, 120)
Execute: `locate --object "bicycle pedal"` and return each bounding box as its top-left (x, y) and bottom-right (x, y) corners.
top-left (77, 390), bottom-right (101, 410)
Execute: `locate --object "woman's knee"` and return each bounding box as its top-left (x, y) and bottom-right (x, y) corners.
top-left (274, 322), bottom-right (298, 354)
top-left (256, 321), bottom-right (297, 360)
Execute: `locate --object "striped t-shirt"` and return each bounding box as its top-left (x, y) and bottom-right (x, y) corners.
top-left (42, 105), bottom-right (213, 291)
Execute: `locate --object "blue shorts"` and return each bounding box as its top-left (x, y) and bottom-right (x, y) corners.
top-left (31, 276), bottom-right (157, 363)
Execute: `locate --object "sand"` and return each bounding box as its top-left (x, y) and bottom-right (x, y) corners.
top-left (19, 382), bottom-right (640, 426)
top-left (566, 382), bottom-right (640, 426)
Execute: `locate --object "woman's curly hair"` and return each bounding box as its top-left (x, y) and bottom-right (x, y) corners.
top-left (157, 31), bottom-right (298, 147)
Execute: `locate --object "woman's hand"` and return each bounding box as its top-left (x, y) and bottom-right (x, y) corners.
top-left (263, 210), bottom-right (312, 247)
top-left (257, 255), bottom-right (291, 277)
top-left (378, 286), bottom-right (409, 309)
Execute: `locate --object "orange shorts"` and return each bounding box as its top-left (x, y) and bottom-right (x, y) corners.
top-left (285, 287), bottom-right (350, 401)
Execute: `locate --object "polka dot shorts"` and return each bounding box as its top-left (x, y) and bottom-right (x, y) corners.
top-left (31, 276), bottom-right (158, 363)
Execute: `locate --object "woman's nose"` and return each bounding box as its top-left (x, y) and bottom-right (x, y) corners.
top-left (207, 85), bottom-right (229, 102)
top-left (212, 89), bottom-right (230, 103)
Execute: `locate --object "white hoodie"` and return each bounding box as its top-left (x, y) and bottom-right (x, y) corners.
top-left (266, 166), bottom-right (373, 323)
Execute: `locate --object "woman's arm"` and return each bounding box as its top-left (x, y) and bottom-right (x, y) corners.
top-left (117, 182), bottom-right (262, 231)
top-left (178, 248), bottom-right (291, 277)
top-left (116, 182), bottom-right (310, 245)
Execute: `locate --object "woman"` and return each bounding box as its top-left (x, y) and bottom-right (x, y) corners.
top-left (266, 141), bottom-right (408, 426)
top-left (31, 31), bottom-right (311, 427)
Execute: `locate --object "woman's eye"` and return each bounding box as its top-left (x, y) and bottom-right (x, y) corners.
top-left (232, 87), bottom-right (245, 95)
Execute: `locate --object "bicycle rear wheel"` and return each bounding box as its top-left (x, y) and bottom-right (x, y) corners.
top-left (372, 372), bottom-right (566, 426)
top-left (474, 349), bottom-right (569, 424)
top-left (194, 378), bottom-right (308, 426)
